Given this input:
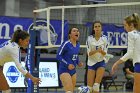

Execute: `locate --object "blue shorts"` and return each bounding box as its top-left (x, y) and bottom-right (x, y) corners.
top-left (134, 63), bottom-right (140, 73)
top-left (59, 66), bottom-right (76, 76)
top-left (88, 60), bottom-right (106, 71)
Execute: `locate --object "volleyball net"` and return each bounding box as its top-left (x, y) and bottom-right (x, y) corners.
top-left (33, 2), bottom-right (140, 49)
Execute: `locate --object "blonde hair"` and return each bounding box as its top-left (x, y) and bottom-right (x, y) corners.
top-left (124, 13), bottom-right (140, 31)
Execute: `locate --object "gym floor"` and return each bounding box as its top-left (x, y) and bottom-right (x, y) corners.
top-left (0, 87), bottom-right (132, 93)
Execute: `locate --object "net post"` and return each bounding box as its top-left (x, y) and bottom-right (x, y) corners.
top-left (61, 6), bottom-right (65, 44)
top-left (26, 7), bottom-right (40, 93)
top-left (46, 8), bottom-right (52, 46)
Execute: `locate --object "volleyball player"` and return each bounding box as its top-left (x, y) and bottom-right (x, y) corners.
top-left (86, 21), bottom-right (108, 93)
top-left (112, 13), bottom-right (140, 93)
top-left (57, 28), bottom-right (83, 93)
top-left (0, 30), bottom-right (41, 93)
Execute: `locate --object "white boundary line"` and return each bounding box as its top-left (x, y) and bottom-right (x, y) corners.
top-left (35, 45), bottom-right (127, 49)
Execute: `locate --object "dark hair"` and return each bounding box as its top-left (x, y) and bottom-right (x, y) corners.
top-left (91, 21), bottom-right (102, 35)
top-left (11, 29), bottom-right (30, 43)
top-left (68, 28), bottom-right (72, 39)
top-left (124, 13), bottom-right (140, 30)
top-left (68, 27), bottom-right (78, 39)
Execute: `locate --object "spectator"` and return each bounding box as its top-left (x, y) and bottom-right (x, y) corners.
top-left (123, 59), bottom-right (134, 79)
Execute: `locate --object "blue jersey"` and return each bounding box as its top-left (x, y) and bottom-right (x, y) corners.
top-left (57, 40), bottom-right (80, 68)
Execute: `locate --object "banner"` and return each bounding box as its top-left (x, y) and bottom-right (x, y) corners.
top-left (86, 23), bottom-right (128, 46)
top-left (3, 62), bottom-right (59, 87)
top-left (0, 16), bottom-right (69, 45)
top-left (39, 62), bottom-right (59, 87)
top-left (0, 16), bottom-right (128, 46)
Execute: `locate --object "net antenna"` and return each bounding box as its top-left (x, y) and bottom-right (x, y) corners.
top-left (33, 2), bottom-right (140, 49)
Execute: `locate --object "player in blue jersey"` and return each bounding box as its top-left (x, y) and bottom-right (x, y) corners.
top-left (112, 13), bottom-right (140, 93)
top-left (86, 21), bottom-right (108, 93)
top-left (0, 30), bottom-right (41, 93)
top-left (57, 27), bottom-right (83, 93)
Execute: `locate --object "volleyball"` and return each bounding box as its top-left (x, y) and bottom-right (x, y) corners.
top-left (77, 86), bottom-right (90, 93)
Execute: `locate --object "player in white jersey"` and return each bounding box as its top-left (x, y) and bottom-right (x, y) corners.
top-left (86, 21), bottom-right (108, 93)
top-left (0, 30), bottom-right (41, 93)
top-left (112, 13), bottom-right (140, 93)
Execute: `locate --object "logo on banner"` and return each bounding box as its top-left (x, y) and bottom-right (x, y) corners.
top-left (6, 66), bottom-right (20, 83)
top-left (28, 20), bottom-right (58, 45)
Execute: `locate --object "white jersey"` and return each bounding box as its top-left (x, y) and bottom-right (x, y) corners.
top-left (120, 30), bottom-right (140, 65)
top-left (86, 35), bottom-right (108, 66)
top-left (0, 40), bottom-right (27, 75)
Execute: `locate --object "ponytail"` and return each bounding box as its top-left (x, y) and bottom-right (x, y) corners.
top-left (132, 13), bottom-right (140, 31)
top-left (124, 13), bottom-right (140, 31)
top-left (11, 29), bottom-right (30, 43)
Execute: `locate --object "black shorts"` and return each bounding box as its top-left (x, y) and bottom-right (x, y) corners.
top-left (0, 65), bottom-right (3, 71)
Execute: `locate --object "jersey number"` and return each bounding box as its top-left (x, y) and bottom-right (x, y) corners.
top-left (72, 55), bottom-right (78, 61)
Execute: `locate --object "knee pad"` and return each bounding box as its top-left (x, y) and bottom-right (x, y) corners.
top-left (93, 83), bottom-right (100, 92)
top-left (87, 86), bottom-right (93, 92)
top-left (2, 89), bottom-right (11, 93)
top-left (66, 91), bottom-right (73, 93)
